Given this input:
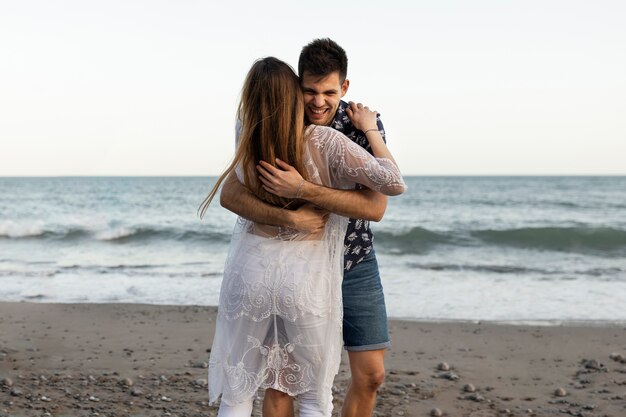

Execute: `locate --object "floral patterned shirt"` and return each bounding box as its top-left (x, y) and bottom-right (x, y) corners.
top-left (330, 100), bottom-right (386, 271)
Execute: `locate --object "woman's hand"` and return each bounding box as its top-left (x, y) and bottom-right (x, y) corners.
top-left (257, 158), bottom-right (306, 199)
top-left (345, 101), bottom-right (378, 133)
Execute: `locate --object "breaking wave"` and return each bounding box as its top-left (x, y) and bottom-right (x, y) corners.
top-left (376, 226), bottom-right (626, 256)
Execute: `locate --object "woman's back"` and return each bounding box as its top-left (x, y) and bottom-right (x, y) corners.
top-left (241, 124), bottom-right (405, 241)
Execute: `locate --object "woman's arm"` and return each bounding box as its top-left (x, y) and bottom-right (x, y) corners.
top-left (323, 102), bottom-right (405, 195)
top-left (258, 105), bottom-right (406, 199)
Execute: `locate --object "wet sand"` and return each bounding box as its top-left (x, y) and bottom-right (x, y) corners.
top-left (1, 302), bottom-right (625, 416)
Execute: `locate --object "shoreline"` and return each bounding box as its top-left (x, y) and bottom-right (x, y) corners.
top-left (7, 300), bottom-right (626, 328)
top-left (391, 316), bottom-right (626, 328)
top-left (1, 302), bottom-right (625, 416)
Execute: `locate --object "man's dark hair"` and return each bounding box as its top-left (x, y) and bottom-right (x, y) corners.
top-left (298, 38), bottom-right (348, 82)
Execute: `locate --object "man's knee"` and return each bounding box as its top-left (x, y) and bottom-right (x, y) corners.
top-left (355, 367), bottom-right (385, 392)
top-left (348, 350), bottom-right (386, 393)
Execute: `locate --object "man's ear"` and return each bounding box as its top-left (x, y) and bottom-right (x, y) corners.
top-left (341, 79), bottom-right (350, 97)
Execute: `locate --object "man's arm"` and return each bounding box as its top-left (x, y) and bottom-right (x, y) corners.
top-left (220, 171), bottom-right (284, 225)
top-left (220, 171), bottom-right (330, 232)
top-left (299, 183), bottom-right (387, 222)
top-left (223, 167), bottom-right (386, 227)
top-left (256, 159), bottom-right (388, 222)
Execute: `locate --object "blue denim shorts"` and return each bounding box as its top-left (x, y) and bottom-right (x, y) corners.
top-left (342, 250), bottom-right (391, 351)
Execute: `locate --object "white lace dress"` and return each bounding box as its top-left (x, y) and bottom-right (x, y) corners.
top-left (208, 125), bottom-right (406, 415)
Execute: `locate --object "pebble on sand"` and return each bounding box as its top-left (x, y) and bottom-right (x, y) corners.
top-left (437, 362), bottom-right (450, 371)
top-left (1, 377), bottom-right (12, 387)
top-left (193, 378), bottom-right (208, 387)
top-left (192, 361), bottom-right (208, 369)
top-left (554, 387), bottom-right (567, 397)
top-left (121, 377), bottom-right (134, 387)
top-left (582, 359), bottom-right (601, 370)
top-left (463, 383), bottom-right (476, 393)
top-left (441, 371), bottom-right (460, 381)
top-left (465, 393), bottom-right (485, 402)
top-left (430, 408), bottom-right (443, 417)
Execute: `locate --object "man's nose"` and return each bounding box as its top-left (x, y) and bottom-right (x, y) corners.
top-left (312, 95), bottom-right (324, 107)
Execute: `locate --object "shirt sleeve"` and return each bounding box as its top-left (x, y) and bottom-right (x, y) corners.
top-left (308, 126), bottom-right (406, 196)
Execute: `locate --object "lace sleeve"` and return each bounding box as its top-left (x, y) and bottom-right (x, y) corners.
top-left (308, 126), bottom-right (406, 196)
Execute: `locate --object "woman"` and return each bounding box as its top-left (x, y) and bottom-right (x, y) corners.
top-left (200, 57), bottom-right (405, 417)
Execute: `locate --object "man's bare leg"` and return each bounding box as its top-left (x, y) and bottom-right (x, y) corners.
top-left (263, 388), bottom-right (294, 417)
top-left (342, 349), bottom-right (386, 417)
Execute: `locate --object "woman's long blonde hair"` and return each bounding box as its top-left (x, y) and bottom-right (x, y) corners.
top-left (198, 57), bottom-right (308, 218)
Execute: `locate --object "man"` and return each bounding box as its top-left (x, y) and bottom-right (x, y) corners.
top-left (220, 38), bottom-right (390, 417)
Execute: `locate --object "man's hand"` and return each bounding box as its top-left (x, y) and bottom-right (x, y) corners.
top-left (257, 159), bottom-right (306, 198)
top-left (345, 101), bottom-right (379, 132)
top-left (289, 203), bottom-right (329, 233)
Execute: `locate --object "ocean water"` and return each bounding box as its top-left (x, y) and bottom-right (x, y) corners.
top-left (1, 176), bottom-right (625, 323)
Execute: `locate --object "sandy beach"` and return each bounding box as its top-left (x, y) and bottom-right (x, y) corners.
top-left (0, 302), bottom-right (624, 417)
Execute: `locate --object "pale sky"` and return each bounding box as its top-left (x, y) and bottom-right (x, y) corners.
top-left (1, 0), bottom-right (625, 176)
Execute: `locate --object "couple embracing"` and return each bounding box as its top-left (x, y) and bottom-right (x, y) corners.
top-left (200, 38), bottom-right (406, 417)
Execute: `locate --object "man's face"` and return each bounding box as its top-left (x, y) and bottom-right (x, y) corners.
top-left (301, 71), bottom-right (349, 126)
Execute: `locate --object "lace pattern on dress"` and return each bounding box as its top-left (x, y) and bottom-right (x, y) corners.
top-left (209, 124), bottom-right (405, 415)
